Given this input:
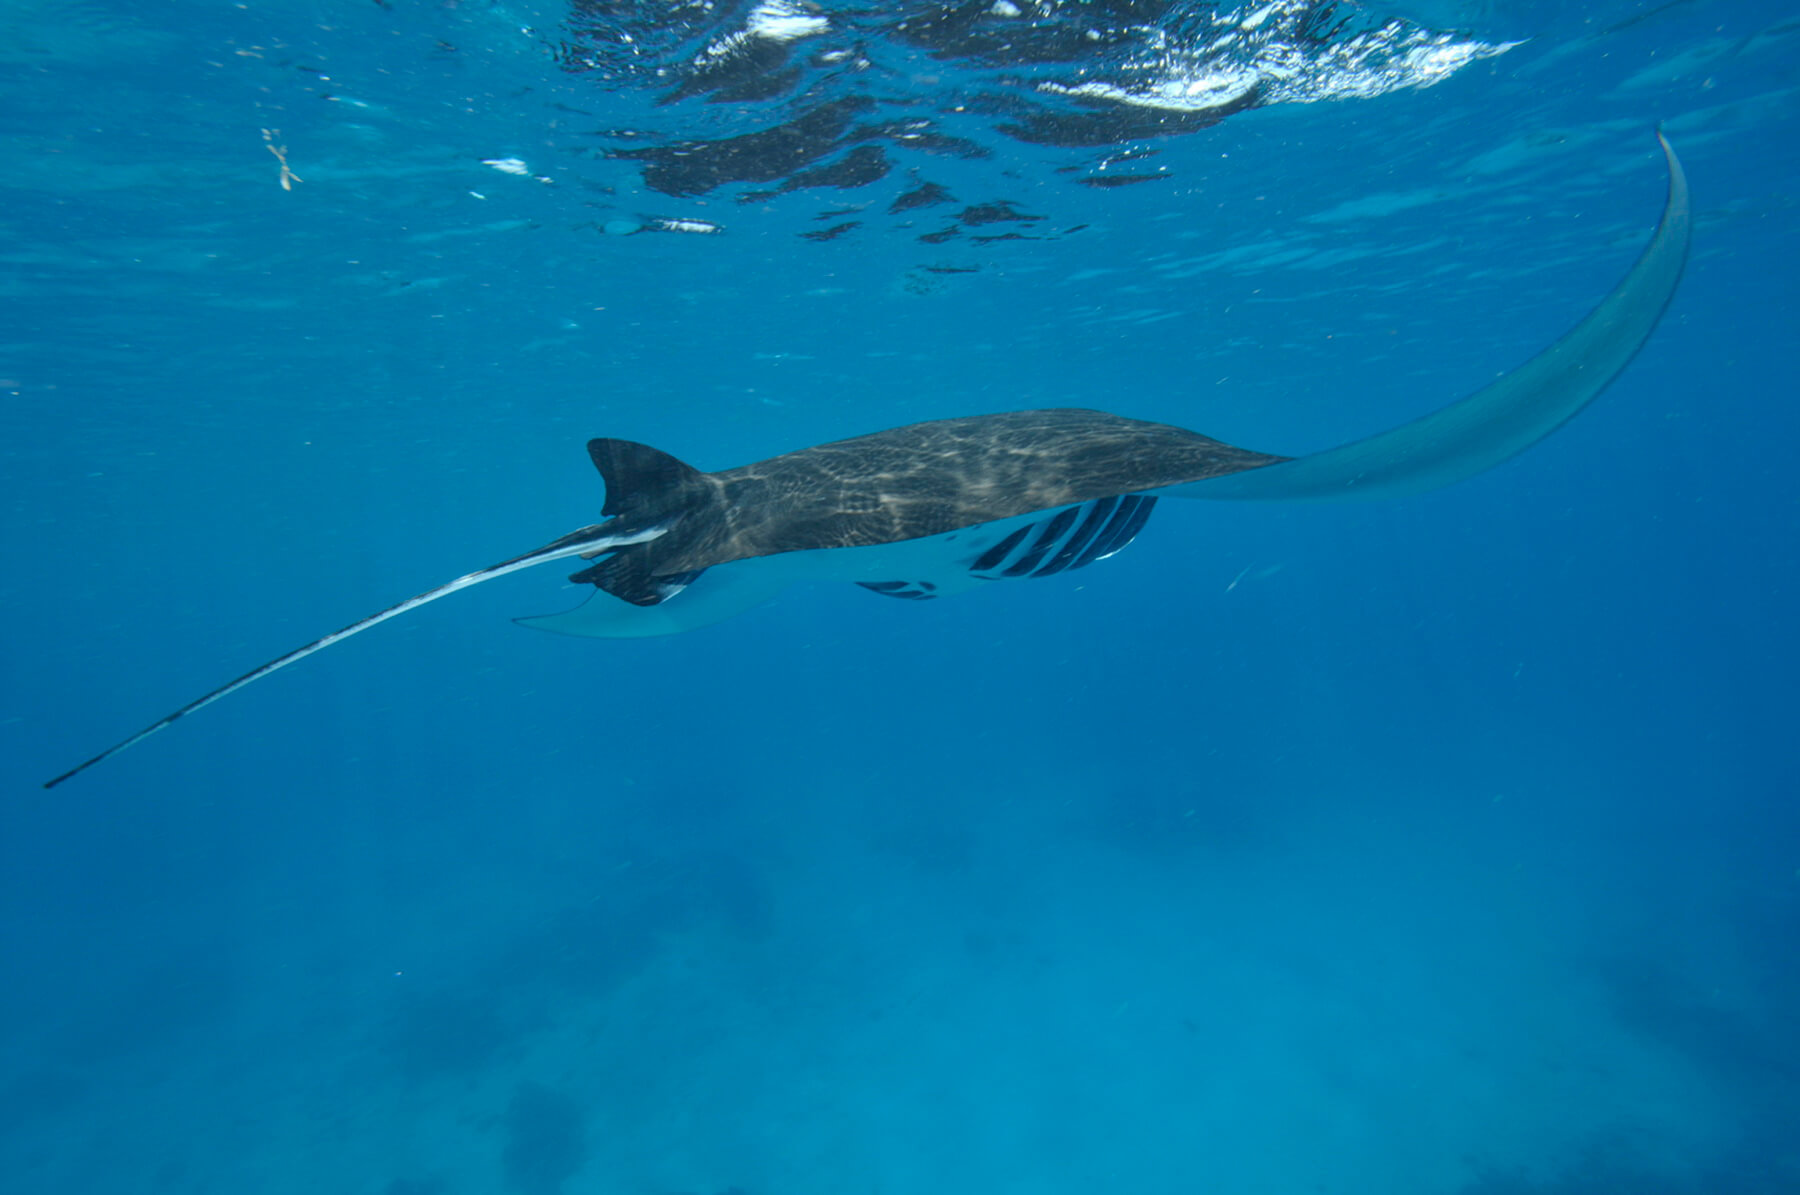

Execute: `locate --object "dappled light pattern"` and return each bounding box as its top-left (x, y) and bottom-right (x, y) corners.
top-left (557, 0), bottom-right (1511, 237)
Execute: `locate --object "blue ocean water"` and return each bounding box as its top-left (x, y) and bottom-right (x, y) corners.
top-left (2, 1), bottom-right (1797, 1192)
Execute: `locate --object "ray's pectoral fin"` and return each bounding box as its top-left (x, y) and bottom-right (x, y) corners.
top-left (1176, 131), bottom-right (1691, 504)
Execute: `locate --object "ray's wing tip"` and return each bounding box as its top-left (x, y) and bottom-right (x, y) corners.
top-left (1653, 126), bottom-right (1682, 175)
top-left (1652, 128), bottom-right (1692, 219)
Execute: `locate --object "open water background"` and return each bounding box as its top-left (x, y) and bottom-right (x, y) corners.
top-left (2, 2), bottom-right (1797, 1192)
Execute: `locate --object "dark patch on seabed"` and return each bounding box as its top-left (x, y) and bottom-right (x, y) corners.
top-left (0, 1069), bottom-right (88, 1133)
top-left (54, 947), bottom-right (239, 1066)
top-left (384, 1178), bottom-right (450, 1195)
top-left (1458, 1123), bottom-right (1800, 1195)
top-left (375, 851), bottom-right (768, 1082)
top-left (382, 984), bottom-right (519, 1083)
top-left (1589, 952), bottom-right (1800, 1094)
top-left (502, 1082), bottom-right (588, 1195)
top-left (1456, 947), bottom-right (1800, 1193)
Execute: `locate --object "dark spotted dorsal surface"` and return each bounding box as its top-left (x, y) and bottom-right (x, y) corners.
top-left (597, 408), bottom-right (1284, 583)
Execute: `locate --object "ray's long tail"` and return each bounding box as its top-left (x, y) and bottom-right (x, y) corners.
top-left (42, 522), bottom-right (665, 789)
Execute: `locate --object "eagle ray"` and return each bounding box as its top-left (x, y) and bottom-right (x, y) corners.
top-left (43, 132), bottom-right (1690, 789)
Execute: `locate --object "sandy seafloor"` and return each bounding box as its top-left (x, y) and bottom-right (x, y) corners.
top-left (2, 2), bottom-right (1797, 1193)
